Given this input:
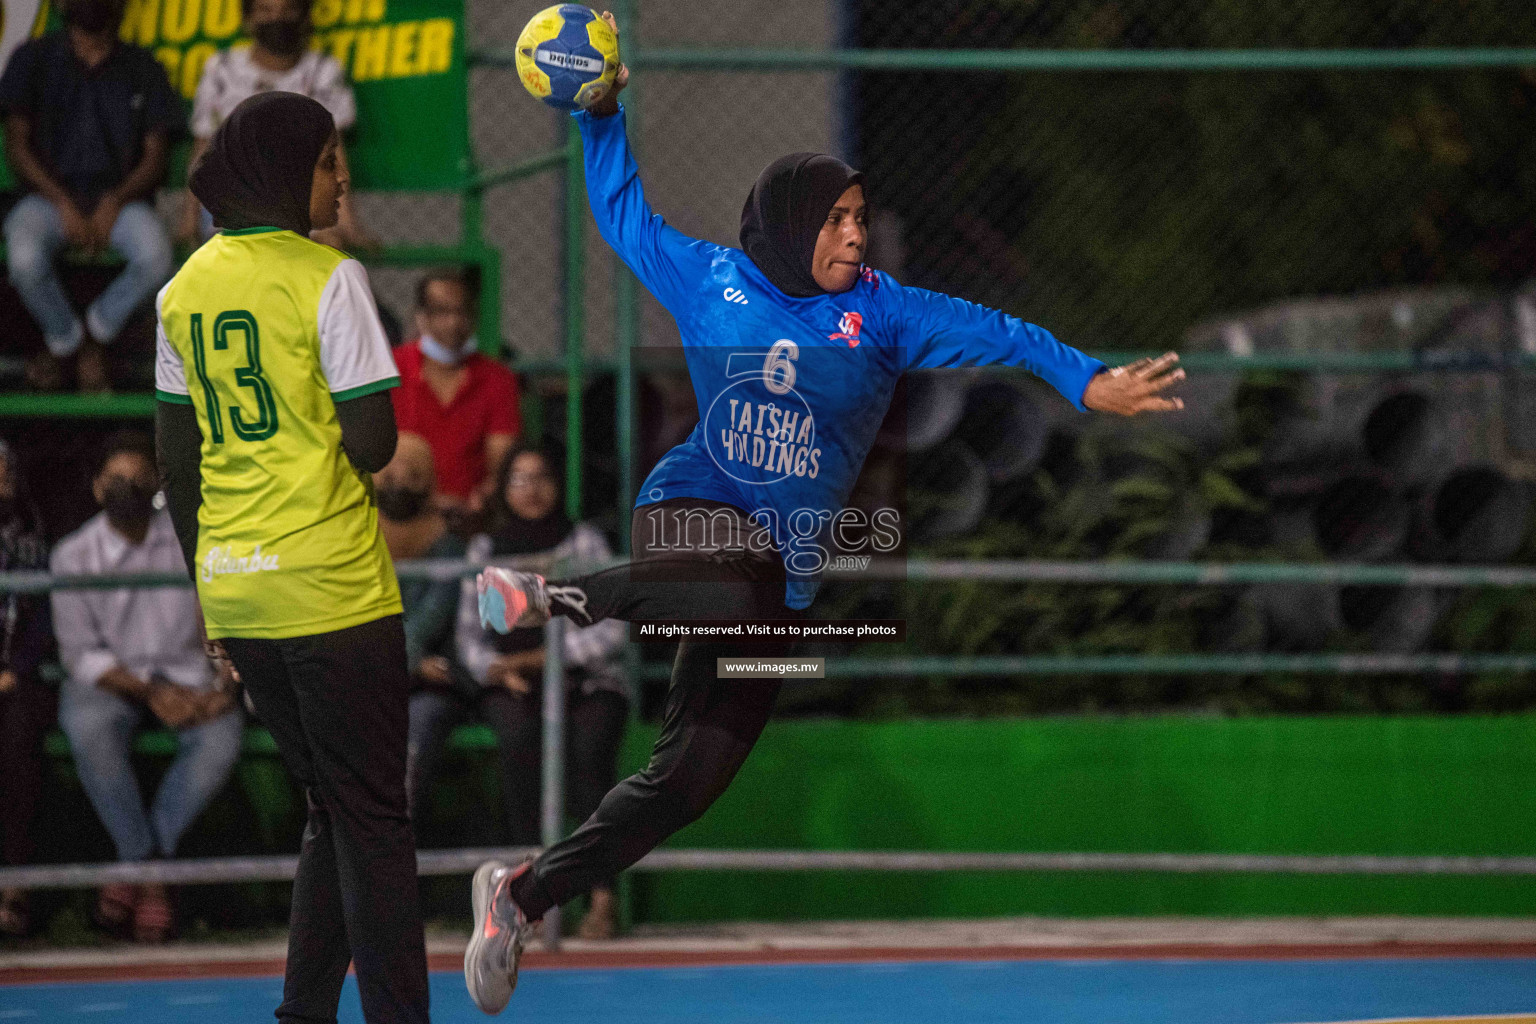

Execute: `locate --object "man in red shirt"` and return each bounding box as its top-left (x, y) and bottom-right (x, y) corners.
top-left (391, 269), bottom-right (520, 513)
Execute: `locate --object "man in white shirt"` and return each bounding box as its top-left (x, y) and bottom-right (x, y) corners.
top-left (51, 432), bottom-right (240, 943)
top-left (176, 0), bottom-right (377, 250)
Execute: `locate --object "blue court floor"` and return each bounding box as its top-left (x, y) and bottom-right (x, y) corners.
top-left (1, 957), bottom-right (1533, 1023)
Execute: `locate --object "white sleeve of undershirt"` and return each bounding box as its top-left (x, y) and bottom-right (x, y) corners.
top-left (317, 258), bottom-right (400, 399)
top-left (153, 282), bottom-right (189, 398)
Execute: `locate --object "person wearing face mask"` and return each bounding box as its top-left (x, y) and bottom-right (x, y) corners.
top-left (390, 268), bottom-right (520, 517)
top-left (464, 14), bottom-right (1191, 1014)
top-left (374, 431), bottom-right (466, 710)
top-left (179, 0), bottom-right (377, 251)
top-left (50, 432), bottom-right (241, 944)
top-left (0, 440), bottom-right (55, 938)
top-left (0, 0), bottom-right (183, 391)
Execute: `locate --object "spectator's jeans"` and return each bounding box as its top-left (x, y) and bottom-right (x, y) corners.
top-left (404, 689), bottom-right (456, 825)
top-left (3, 193), bottom-right (174, 356)
top-left (58, 678), bottom-right (242, 862)
top-left (512, 499), bottom-right (795, 919)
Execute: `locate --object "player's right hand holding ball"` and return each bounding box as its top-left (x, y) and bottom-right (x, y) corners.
top-left (1083, 351), bottom-right (1186, 416)
top-left (587, 12), bottom-right (629, 118)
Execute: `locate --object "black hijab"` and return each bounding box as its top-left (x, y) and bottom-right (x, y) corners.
top-left (484, 444), bottom-right (574, 654)
top-left (189, 92), bottom-right (335, 236)
top-left (486, 443), bottom-right (574, 558)
top-left (739, 152), bottom-right (865, 298)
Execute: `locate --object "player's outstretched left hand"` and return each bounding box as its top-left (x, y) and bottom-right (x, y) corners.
top-left (1082, 351), bottom-right (1185, 416)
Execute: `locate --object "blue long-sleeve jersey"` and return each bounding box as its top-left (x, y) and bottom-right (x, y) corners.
top-left (577, 106), bottom-right (1106, 609)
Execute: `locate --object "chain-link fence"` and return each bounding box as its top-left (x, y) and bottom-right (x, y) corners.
top-left (350, 2), bottom-right (1536, 715)
top-left (355, 1), bottom-right (1536, 358)
top-left (851, 1), bottom-right (1536, 356)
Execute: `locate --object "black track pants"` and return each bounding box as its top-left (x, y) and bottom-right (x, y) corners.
top-left (223, 615), bottom-right (429, 1024)
top-left (513, 499), bottom-right (797, 917)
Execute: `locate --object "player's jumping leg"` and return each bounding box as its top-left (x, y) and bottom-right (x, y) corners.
top-left (466, 500), bottom-right (792, 1014)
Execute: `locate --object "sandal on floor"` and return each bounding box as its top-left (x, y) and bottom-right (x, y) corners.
top-left (74, 339), bottom-right (112, 394)
top-left (92, 883), bottom-right (137, 939)
top-left (0, 888), bottom-right (30, 938)
top-left (133, 883), bottom-right (174, 944)
top-left (577, 888), bottom-right (618, 941)
top-left (24, 350), bottom-right (63, 391)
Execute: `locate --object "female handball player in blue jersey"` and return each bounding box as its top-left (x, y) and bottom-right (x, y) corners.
top-left (464, 14), bottom-right (1185, 1013)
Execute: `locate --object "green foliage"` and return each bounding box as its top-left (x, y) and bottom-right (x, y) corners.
top-left (806, 380), bottom-right (1536, 717)
top-left (822, 3), bottom-right (1536, 716)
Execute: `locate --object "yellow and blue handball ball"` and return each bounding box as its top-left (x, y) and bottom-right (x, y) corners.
top-left (516, 4), bottom-right (621, 111)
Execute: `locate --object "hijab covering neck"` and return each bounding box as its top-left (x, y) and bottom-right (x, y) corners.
top-left (189, 91), bottom-right (334, 236)
top-left (485, 447), bottom-right (574, 654)
top-left (488, 499), bottom-right (571, 657)
top-left (489, 505), bottom-right (574, 559)
top-left (739, 152), bottom-right (865, 298)
top-left (487, 445), bottom-right (574, 559)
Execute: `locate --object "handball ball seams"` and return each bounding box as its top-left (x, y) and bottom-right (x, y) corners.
top-left (516, 4), bottom-right (620, 111)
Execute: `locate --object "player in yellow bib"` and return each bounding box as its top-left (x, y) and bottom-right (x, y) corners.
top-left (154, 93), bottom-right (429, 1024)
top-left (157, 225), bottom-right (401, 637)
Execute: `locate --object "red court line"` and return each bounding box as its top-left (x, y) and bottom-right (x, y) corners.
top-left (5, 941), bottom-right (1536, 985)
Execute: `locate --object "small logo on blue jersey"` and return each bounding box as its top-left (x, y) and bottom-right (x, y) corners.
top-left (723, 288), bottom-right (749, 305)
top-left (830, 311), bottom-right (862, 347)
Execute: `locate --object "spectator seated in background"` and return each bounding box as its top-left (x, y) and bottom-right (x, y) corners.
top-left (410, 444), bottom-right (627, 940)
top-left (375, 431), bottom-right (466, 706)
top-left (0, 440), bottom-right (53, 937)
top-left (0, 0), bottom-right (183, 392)
top-left (51, 432), bottom-right (240, 944)
top-left (391, 268), bottom-right (520, 521)
top-left (178, 0), bottom-right (378, 251)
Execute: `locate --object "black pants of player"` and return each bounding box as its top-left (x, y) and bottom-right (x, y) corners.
top-left (513, 499), bottom-right (798, 918)
top-left (223, 615), bottom-right (429, 1024)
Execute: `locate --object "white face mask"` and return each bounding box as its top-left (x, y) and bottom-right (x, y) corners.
top-left (419, 333), bottom-right (478, 366)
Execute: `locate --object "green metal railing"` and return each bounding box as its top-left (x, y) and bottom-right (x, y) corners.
top-left (20, 556), bottom-right (1536, 594)
top-left (564, 116), bottom-right (587, 522)
top-left (508, 37), bottom-right (1536, 530)
top-left (5, 34), bottom-right (1536, 522)
top-left (626, 47), bottom-right (1536, 72)
top-left (3, 31), bottom-right (1533, 619)
top-left (12, 556), bottom-right (1536, 682)
top-left (635, 654), bottom-right (1536, 680)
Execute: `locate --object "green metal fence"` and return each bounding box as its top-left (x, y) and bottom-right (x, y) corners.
top-left (8, 2), bottom-right (1536, 699)
top-left (9, 5), bottom-right (1536, 937)
top-left (545, 4), bottom-right (1536, 710)
top-left (519, 1), bottom-right (1536, 514)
